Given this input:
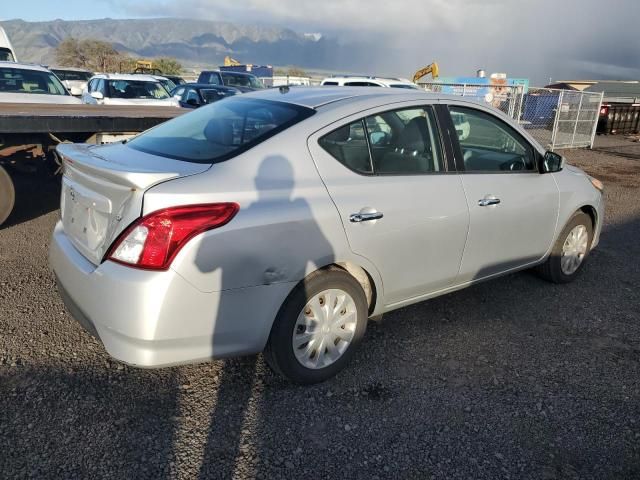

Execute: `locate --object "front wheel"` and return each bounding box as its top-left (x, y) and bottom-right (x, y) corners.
top-left (264, 268), bottom-right (368, 384)
top-left (0, 166), bottom-right (16, 226)
top-left (536, 211), bottom-right (593, 283)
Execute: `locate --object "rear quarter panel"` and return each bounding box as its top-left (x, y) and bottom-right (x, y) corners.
top-left (142, 122), bottom-right (385, 312)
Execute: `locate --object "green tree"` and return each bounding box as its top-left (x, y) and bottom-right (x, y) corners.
top-left (55, 37), bottom-right (125, 72)
top-left (151, 57), bottom-right (183, 75)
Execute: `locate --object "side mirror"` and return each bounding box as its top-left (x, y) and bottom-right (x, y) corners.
top-left (70, 86), bottom-right (83, 96)
top-left (542, 151), bottom-right (564, 173)
top-left (186, 98), bottom-right (200, 107)
top-left (90, 91), bottom-right (104, 100)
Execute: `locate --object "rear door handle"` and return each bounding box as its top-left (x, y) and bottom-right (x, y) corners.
top-left (478, 197), bottom-right (501, 207)
top-left (350, 212), bottom-right (383, 223)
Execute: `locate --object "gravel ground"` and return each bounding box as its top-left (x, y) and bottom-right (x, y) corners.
top-left (1, 136), bottom-right (639, 479)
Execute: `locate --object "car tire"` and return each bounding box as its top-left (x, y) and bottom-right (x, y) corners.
top-left (536, 211), bottom-right (593, 284)
top-left (264, 267), bottom-right (368, 384)
top-left (0, 166), bottom-right (16, 226)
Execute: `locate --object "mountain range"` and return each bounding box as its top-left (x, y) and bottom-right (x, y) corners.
top-left (1, 18), bottom-right (360, 71)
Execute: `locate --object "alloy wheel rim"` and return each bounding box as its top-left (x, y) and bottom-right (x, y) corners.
top-left (561, 224), bottom-right (589, 275)
top-left (292, 289), bottom-right (357, 370)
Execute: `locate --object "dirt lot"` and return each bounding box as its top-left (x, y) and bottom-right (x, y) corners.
top-left (1, 137), bottom-right (639, 479)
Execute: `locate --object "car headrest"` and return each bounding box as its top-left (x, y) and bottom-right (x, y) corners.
top-left (204, 118), bottom-right (235, 146)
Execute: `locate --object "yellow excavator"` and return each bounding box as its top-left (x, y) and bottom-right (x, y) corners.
top-left (224, 56), bottom-right (242, 67)
top-left (412, 62), bottom-right (439, 83)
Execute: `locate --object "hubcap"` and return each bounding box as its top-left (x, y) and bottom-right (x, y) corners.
top-left (292, 289), bottom-right (357, 370)
top-left (561, 224), bottom-right (589, 275)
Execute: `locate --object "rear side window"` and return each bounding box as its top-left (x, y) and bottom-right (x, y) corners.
top-left (128, 98), bottom-right (315, 163)
top-left (318, 120), bottom-right (372, 174)
top-left (322, 81), bottom-right (338, 86)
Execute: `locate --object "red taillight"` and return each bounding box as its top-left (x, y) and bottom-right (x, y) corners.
top-left (105, 203), bottom-right (239, 271)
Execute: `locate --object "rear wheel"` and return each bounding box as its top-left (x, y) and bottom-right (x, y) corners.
top-left (264, 268), bottom-right (368, 384)
top-left (0, 166), bottom-right (16, 226)
top-left (536, 211), bottom-right (593, 283)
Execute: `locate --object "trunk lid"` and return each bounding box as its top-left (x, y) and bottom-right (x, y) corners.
top-left (57, 142), bottom-right (210, 265)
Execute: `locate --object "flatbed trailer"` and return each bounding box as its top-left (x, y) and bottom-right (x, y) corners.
top-left (0, 103), bottom-right (186, 225)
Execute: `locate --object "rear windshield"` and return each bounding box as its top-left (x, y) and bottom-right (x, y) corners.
top-left (221, 72), bottom-right (264, 89)
top-left (127, 97), bottom-right (315, 163)
top-left (52, 70), bottom-right (92, 81)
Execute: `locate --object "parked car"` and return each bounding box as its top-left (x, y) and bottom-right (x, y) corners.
top-left (0, 62), bottom-right (80, 104)
top-left (164, 74), bottom-right (186, 87)
top-left (0, 27), bottom-right (17, 62)
top-left (50, 87), bottom-right (604, 384)
top-left (51, 67), bottom-right (93, 96)
top-left (198, 70), bottom-right (264, 92)
top-left (321, 76), bottom-right (419, 89)
top-left (170, 83), bottom-right (239, 108)
top-left (82, 74), bottom-right (179, 106)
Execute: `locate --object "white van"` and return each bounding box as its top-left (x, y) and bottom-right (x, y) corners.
top-left (0, 27), bottom-right (17, 62)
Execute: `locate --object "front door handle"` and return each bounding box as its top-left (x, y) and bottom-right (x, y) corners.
top-left (350, 211), bottom-right (383, 223)
top-left (478, 197), bottom-right (501, 207)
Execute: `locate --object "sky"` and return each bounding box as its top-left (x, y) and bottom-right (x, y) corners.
top-left (3, 0), bottom-right (640, 83)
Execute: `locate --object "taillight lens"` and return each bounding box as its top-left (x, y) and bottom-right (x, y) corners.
top-left (105, 203), bottom-right (239, 270)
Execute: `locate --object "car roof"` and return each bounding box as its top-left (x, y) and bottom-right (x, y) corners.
top-left (92, 73), bottom-right (160, 82)
top-left (0, 61), bottom-right (52, 72)
top-left (239, 86), bottom-right (433, 109)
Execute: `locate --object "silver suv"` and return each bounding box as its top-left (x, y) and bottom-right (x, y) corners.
top-left (50, 87), bottom-right (604, 383)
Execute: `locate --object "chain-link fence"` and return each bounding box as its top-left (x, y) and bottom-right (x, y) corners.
top-left (418, 82), bottom-right (603, 150)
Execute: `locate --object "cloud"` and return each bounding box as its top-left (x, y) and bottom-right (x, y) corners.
top-left (107, 0), bottom-right (640, 84)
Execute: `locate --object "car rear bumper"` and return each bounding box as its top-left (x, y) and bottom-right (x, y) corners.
top-left (49, 221), bottom-right (293, 367)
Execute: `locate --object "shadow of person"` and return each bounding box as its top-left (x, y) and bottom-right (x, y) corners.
top-left (197, 154), bottom-right (335, 478)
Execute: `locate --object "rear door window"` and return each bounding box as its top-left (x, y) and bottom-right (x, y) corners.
top-left (319, 106), bottom-right (444, 175)
top-left (128, 98), bottom-right (315, 163)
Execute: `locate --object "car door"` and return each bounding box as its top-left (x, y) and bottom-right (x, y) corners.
top-left (308, 104), bottom-right (469, 306)
top-left (442, 102), bottom-right (559, 282)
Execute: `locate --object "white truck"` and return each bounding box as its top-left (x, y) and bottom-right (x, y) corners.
top-left (0, 26), bottom-right (17, 62)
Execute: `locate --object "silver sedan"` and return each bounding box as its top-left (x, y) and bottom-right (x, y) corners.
top-left (50, 87), bottom-right (604, 383)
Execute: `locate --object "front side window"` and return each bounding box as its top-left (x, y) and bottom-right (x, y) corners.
top-left (389, 84), bottom-right (419, 90)
top-left (322, 81), bottom-right (338, 86)
top-left (106, 80), bottom-right (170, 100)
top-left (319, 106), bottom-right (444, 175)
top-left (0, 67), bottom-right (68, 95)
top-left (128, 98), bottom-right (315, 163)
top-left (449, 106), bottom-right (536, 172)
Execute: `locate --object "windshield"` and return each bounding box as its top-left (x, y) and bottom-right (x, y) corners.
top-left (158, 78), bottom-right (176, 92)
top-left (222, 72), bottom-right (264, 89)
top-left (0, 67), bottom-right (68, 95)
top-left (0, 48), bottom-right (14, 62)
top-left (128, 97), bottom-right (314, 163)
top-left (106, 80), bottom-right (170, 100)
top-left (52, 70), bottom-right (92, 81)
